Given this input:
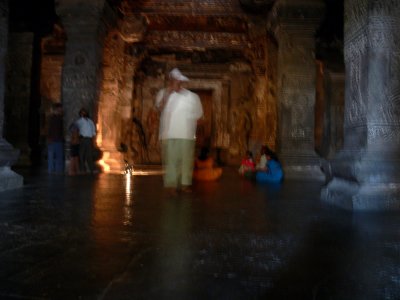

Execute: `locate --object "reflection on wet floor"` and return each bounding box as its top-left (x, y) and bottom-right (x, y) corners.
top-left (0, 167), bottom-right (399, 299)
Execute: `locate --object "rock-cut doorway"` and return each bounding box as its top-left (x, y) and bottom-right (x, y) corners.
top-left (193, 89), bottom-right (213, 149)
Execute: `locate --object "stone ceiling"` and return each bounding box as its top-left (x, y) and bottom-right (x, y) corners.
top-left (118, 0), bottom-right (277, 61)
top-left (9, 0), bottom-right (343, 65)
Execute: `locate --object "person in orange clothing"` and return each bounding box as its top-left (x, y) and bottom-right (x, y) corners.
top-left (193, 147), bottom-right (222, 181)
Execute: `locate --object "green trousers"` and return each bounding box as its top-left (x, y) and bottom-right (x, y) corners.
top-left (162, 139), bottom-right (195, 188)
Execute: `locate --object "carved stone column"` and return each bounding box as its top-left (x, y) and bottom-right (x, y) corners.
top-left (56, 0), bottom-right (109, 131)
top-left (275, 0), bottom-right (325, 180)
top-left (96, 31), bottom-right (125, 172)
top-left (0, 0), bottom-right (23, 191)
top-left (325, 70), bottom-right (345, 159)
top-left (97, 14), bottom-right (146, 171)
top-left (322, 0), bottom-right (400, 210)
top-left (5, 33), bottom-right (34, 165)
top-left (98, 42), bottom-right (143, 171)
top-left (247, 24), bottom-right (278, 152)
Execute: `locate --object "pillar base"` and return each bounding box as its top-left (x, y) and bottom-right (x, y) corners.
top-left (0, 166), bottom-right (23, 192)
top-left (322, 178), bottom-right (400, 211)
top-left (280, 150), bottom-right (325, 181)
top-left (0, 138), bottom-right (23, 192)
top-left (321, 150), bottom-right (400, 211)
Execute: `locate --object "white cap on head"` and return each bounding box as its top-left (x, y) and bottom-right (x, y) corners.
top-left (169, 68), bottom-right (189, 81)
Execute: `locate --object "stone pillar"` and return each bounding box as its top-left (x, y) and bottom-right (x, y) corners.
top-left (98, 43), bottom-right (142, 171)
top-left (247, 27), bottom-right (278, 152)
top-left (275, 0), bottom-right (325, 180)
top-left (251, 54), bottom-right (270, 149)
top-left (0, 0), bottom-right (23, 191)
top-left (322, 0), bottom-right (400, 210)
top-left (314, 65), bottom-right (345, 168)
top-left (97, 31), bottom-right (125, 167)
top-left (265, 33), bottom-right (278, 151)
top-left (246, 22), bottom-right (269, 151)
top-left (56, 0), bottom-right (109, 131)
top-left (5, 33), bottom-right (34, 165)
top-left (96, 14), bottom-right (146, 171)
top-left (325, 70), bottom-right (345, 159)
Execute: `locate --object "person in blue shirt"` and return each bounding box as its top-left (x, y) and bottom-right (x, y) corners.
top-left (255, 147), bottom-right (283, 183)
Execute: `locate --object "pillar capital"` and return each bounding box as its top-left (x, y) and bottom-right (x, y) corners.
top-left (273, 0), bottom-right (324, 39)
top-left (56, 0), bottom-right (117, 39)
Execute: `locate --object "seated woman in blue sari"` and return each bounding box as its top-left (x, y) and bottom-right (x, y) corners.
top-left (255, 147), bottom-right (283, 183)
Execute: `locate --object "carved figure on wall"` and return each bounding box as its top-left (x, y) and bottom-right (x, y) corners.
top-left (232, 104), bottom-right (252, 155)
top-left (126, 109), bottom-right (149, 164)
top-left (119, 116), bottom-right (130, 152)
top-left (146, 106), bottom-right (160, 151)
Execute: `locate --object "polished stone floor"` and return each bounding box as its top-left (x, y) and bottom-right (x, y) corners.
top-left (0, 167), bottom-right (399, 300)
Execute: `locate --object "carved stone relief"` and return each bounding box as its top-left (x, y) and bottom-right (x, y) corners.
top-left (126, 0), bottom-right (243, 15)
top-left (57, 0), bottom-right (114, 136)
top-left (322, 0), bottom-right (400, 210)
top-left (119, 15), bottom-right (147, 43)
top-left (273, 1), bottom-right (325, 180)
top-left (62, 45), bottom-right (103, 127)
top-left (343, 0), bottom-right (400, 150)
top-left (145, 31), bottom-right (249, 50)
top-left (231, 102), bottom-right (252, 156)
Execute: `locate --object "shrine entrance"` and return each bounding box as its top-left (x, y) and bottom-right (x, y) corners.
top-left (194, 89), bottom-right (213, 149)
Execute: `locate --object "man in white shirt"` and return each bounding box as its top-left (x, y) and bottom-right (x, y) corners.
top-left (75, 108), bottom-right (96, 174)
top-left (156, 68), bottom-right (203, 194)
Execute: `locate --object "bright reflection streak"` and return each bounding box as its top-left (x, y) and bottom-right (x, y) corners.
top-left (122, 169), bottom-right (164, 176)
top-left (124, 173), bottom-right (133, 226)
top-left (123, 162), bottom-right (164, 176)
top-left (125, 173), bottom-right (132, 206)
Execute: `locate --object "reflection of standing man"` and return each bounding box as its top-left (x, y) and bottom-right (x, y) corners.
top-left (156, 68), bottom-right (203, 194)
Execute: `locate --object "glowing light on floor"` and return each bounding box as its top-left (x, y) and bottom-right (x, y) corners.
top-left (122, 169), bottom-right (164, 176)
top-left (125, 172), bottom-right (132, 206)
top-left (98, 159), bottom-right (111, 173)
top-left (123, 161), bottom-right (163, 176)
